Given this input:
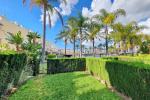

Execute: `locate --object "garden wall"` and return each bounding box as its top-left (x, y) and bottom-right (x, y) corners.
top-left (0, 52), bottom-right (27, 96)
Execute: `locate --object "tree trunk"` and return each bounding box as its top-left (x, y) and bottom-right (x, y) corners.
top-left (131, 44), bottom-right (134, 56)
top-left (41, 5), bottom-right (46, 63)
top-left (80, 28), bottom-right (82, 57)
top-left (33, 38), bottom-right (36, 44)
top-left (92, 38), bottom-right (95, 57)
top-left (65, 39), bottom-right (67, 55)
top-left (105, 25), bottom-right (108, 56)
top-left (16, 45), bottom-right (19, 51)
top-left (73, 37), bottom-right (76, 57)
top-left (123, 40), bottom-right (126, 55)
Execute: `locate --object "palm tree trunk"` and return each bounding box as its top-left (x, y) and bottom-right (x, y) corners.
top-left (73, 37), bottom-right (76, 57)
top-left (105, 25), bottom-right (108, 56)
top-left (33, 38), bottom-right (36, 44)
top-left (65, 39), bottom-right (67, 55)
top-left (41, 4), bottom-right (46, 62)
top-left (16, 45), bottom-right (19, 51)
top-left (123, 40), bottom-right (126, 55)
top-left (80, 28), bottom-right (82, 57)
top-left (92, 38), bottom-right (95, 57)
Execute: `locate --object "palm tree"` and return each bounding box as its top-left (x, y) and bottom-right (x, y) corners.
top-left (76, 13), bottom-right (87, 57)
top-left (6, 31), bottom-right (23, 51)
top-left (95, 9), bottom-right (126, 55)
top-left (27, 32), bottom-right (40, 44)
top-left (126, 22), bottom-right (144, 55)
top-left (23, 0), bottom-right (66, 62)
top-left (111, 22), bottom-right (144, 55)
top-left (56, 28), bottom-right (70, 55)
top-left (111, 22), bottom-right (128, 55)
top-left (86, 19), bottom-right (101, 57)
top-left (67, 17), bottom-right (78, 57)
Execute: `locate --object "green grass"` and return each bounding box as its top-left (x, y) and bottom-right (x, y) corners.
top-left (9, 72), bottom-right (121, 100)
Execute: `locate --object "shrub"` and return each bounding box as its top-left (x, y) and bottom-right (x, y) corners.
top-left (47, 54), bottom-right (56, 59)
top-left (47, 58), bottom-right (86, 74)
top-left (0, 52), bottom-right (27, 96)
top-left (86, 58), bottom-right (150, 100)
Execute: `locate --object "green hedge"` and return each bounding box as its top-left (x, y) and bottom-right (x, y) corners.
top-left (0, 53), bottom-right (27, 96)
top-left (86, 58), bottom-right (110, 84)
top-left (86, 58), bottom-right (150, 100)
top-left (47, 58), bottom-right (86, 74)
top-left (47, 54), bottom-right (56, 59)
top-left (118, 56), bottom-right (150, 65)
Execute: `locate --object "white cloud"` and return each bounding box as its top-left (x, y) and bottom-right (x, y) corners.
top-left (82, 0), bottom-right (150, 33)
top-left (40, 0), bottom-right (78, 27)
top-left (111, 0), bottom-right (150, 23)
top-left (82, 0), bottom-right (150, 23)
top-left (139, 18), bottom-right (150, 34)
top-left (82, 0), bottom-right (111, 18)
top-left (60, 0), bottom-right (78, 15)
top-left (40, 8), bottom-right (59, 27)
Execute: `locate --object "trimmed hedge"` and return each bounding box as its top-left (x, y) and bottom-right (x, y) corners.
top-left (86, 58), bottom-right (150, 100)
top-left (86, 58), bottom-right (110, 84)
top-left (47, 54), bottom-right (56, 59)
top-left (118, 56), bottom-right (150, 65)
top-left (0, 53), bottom-right (27, 96)
top-left (47, 58), bottom-right (86, 74)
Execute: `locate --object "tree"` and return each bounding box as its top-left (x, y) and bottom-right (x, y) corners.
top-left (111, 22), bottom-right (128, 55)
top-left (23, 0), bottom-right (66, 62)
top-left (126, 22), bottom-right (144, 55)
top-left (56, 28), bottom-right (70, 55)
top-left (95, 9), bottom-right (126, 55)
top-left (140, 41), bottom-right (150, 54)
top-left (22, 32), bottom-right (42, 76)
top-left (6, 31), bottom-right (23, 51)
top-left (67, 17), bottom-right (78, 57)
top-left (86, 19), bottom-right (101, 56)
top-left (76, 13), bottom-right (87, 57)
top-left (112, 21), bottom-right (144, 55)
top-left (27, 32), bottom-right (40, 44)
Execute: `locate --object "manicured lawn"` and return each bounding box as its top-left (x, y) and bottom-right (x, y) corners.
top-left (9, 72), bottom-right (121, 100)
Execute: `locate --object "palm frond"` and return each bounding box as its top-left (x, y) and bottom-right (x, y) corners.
top-left (54, 7), bottom-right (64, 26)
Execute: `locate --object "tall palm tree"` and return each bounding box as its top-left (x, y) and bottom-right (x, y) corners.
top-left (23, 0), bottom-right (66, 62)
top-left (95, 9), bottom-right (126, 55)
top-left (67, 17), bottom-right (78, 57)
top-left (27, 32), bottom-right (40, 44)
top-left (86, 19), bottom-right (101, 57)
top-left (56, 28), bottom-right (70, 55)
top-left (6, 31), bottom-right (23, 51)
top-left (76, 13), bottom-right (87, 57)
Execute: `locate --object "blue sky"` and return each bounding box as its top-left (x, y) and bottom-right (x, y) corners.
top-left (1, 0), bottom-right (149, 49)
top-left (0, 0), bottom-right (93, 48)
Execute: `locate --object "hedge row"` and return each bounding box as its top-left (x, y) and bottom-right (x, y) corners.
top-left (0, 53), bottom-right (27, 96)
top-left (86, 58), bottom-right (150, 100)
top-left (47, 58), bottom-right (86, 74)
top-left (118, 56), bottom-right (150, 64)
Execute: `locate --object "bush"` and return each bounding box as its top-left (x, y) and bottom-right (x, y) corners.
top-left (0, 52), bottom-right (27, 96)
top-left (86, 58), bottom-right (150, 100)
top-left (47, 58), bottom-right (86, 74)
top-left (47, 54), bottom-right (56, 59)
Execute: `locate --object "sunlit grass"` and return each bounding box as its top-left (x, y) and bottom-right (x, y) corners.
top-left (9, 72), bottom-right (121, 100)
